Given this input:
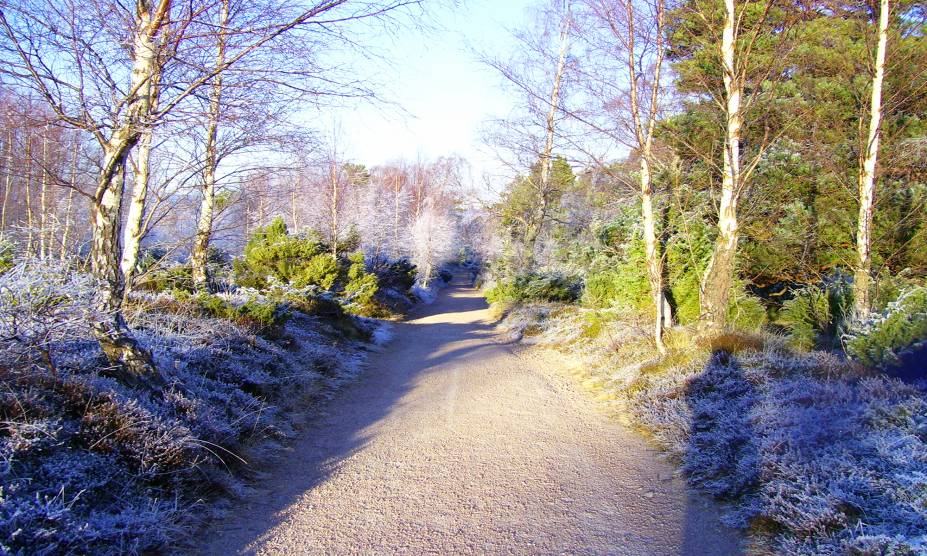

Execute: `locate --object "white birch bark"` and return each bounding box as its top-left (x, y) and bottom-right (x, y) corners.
top-left (699, 0), bottom-right (742, 331)
top-left (88, 0), bottom-right (170, 388)
top-left (60, 138), bottom-right (77, 260)
top-left (1, 127), bottom-right (12, 231)
top-left (121, 71), bottom-right (160, 293)
top-left (525, 4), bottom-right (571, 270)
top-left (854, 0), bottom-right (890, 318)
top-left (621, 0), bottom-right (668, 353)
top-left (191, 0), bottom-right (229, 289)
top-left (24, 137), bottom-right (34, 255)
top-left (39, 125), bottom-right (50, 259)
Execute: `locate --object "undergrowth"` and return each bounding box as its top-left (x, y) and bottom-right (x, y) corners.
top-left (0, 260), bottom-right (387, 554)
top-left (495, 302), bottom-right (927, 555)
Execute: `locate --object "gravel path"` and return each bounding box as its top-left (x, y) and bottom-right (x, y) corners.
top-left (202, 276), bottom-right (742, 555)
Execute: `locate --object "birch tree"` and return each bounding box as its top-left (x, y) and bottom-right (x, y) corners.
top-left (0, 0), bottom-right (417, 387)
top-left (666, 0), bottom-right (798, 331)
top-left (483, 0), bottom-right (575, 272)
top-left (190, 0), bottom-right (230, 288)
top-left (577, 0), bottom-right (671, 352)
top-left (853, 0), bottom-right (890, 319)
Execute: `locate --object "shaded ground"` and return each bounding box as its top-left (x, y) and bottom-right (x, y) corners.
top-left (201, 275), bottom-right (742, 555)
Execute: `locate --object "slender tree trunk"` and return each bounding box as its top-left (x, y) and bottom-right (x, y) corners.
top-left (24, 137), bottom-right (34, 256)
top-left (89, 1), bottom-right (170, 389)
top-left (122, 73), bottom-right (161, 294)
top-left (329, 161), bottom-right (340, 257)
top-left (39, 125), bottom-right (49, 259)
top-left (191, 0), bottom-right (229, 289)
top-left (640, 157), bottom-right (666, 352)
top-left (393, 176), bottom-right (402, 256)
top-left (60, 137), bottom-right (78, 260)
top-left (290, 183), bottom-right (300, 230)
top-left (0, 128), bottom-right (12, 232)
top-left (854, 0), bottom-right (890, 319)
top-left (624, 0), bottom-right (668, 353)
top-left (699, 0), bottom-right (742, 332)
top-left (525, 4), bottom-right (570, 271)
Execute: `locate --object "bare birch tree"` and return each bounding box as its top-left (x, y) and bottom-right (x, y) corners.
top-left (576, 0), bottom-right (671, 352)
top-left (483, 0), bottom-right (575, 272)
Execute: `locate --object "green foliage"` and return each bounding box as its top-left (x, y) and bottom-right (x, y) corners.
top-left (342, 252), bottom-right (379, 311)
top-left (665, 203), bottom-right (714, 325)
top-left (140, 264), bottom-right (194, 293)
top-left (485, 272), bottom-right (581, 305)
top-left (583, 236), bottom-right (651, 312)
top-left (726, 288), bottom-right (768, 332)
top-left (290, 253), bottom-right (339, 290)
top-left (375, 258), bottom-right (417, 293)
top-left (845, 287), bottom-right (927, 369)
top-left (779, 277), bottom-right (853, 350)
top-left (233, 217), bottom-right (328, 289)
top-left (172, 290), bottom-right (290, 331)
top-left (0, 239), bottom-right (14, 275)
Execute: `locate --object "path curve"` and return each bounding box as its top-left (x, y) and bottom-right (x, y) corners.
top-left (202, 275), bottom-right (742, 555)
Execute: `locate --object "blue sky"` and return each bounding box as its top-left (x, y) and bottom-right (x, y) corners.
top-left (323, 0), bottom-right (537, 188)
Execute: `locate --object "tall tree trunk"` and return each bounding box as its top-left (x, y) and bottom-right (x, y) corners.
top-left (88, 0), bottom-right (170, 389)
top-left (624, 0), bottom-right (668, 354)
top-left (24, 137), bottom-right (34, 256)
top-left (329, 161), bottom-right (340, 257)
top-left (854, 0), bottom-right (890, 319)
top-left (122, 73), bottom-right (161, 294)
top-left (700, 0), bottom-right (742, 332)
top-left (640, 157), bottom-right (666, 352)
top-left (191, 0), bottom-right (229, 289)
top-left (525, 3), bottom-right (571, 271)
top-left (39, 125), bottom-right (49, 259)
top-left (90, 153), bottom-right (163, 389)
top-left (60, 137), bottom-right (78, 260)
top-left (393, 175), bottom-right (402, 256)
top-left (0, 128), bottom-right (12, 232)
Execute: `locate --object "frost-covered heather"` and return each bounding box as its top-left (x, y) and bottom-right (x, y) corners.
top-left (0, 261), bottom-right (382, 554)
top-left (412, 272), bottom-right (450, 305)
top-left (498, 302), bottom-right (927, 555)
top-left (370, 321), bottom-right (395, 346)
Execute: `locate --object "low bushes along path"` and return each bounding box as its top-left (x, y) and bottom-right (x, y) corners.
top-left (203, 274), bottom-right (741, 555)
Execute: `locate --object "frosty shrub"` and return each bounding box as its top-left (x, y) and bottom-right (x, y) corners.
top-left (844, 286), bottom-right (927, 373)
top-left (169, 290), bottom-right (290, 333)
top-left (233, 217), bottom-right (331, 289)
top-left (485, 272), bottom-right (581, 304)
top-left (780, 276), bottom-right (853, 350)
top-left (629, 349), bottom-right (927, 554)
top-left (342, 252), bottom-right (379, 311)
top-left (0, 258), bottom-right (382, 553)
top-left (373, 257), bottom-right (417, 293)
top-left (582, 237), bottom-right (650, 312)
top-left (0, 238), bottom-right (13, 274)
top-left (0, 260), bottom-right (104, 372)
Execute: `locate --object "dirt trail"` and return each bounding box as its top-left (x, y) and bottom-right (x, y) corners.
top-left (202, 275), bottom-right (742, 555)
